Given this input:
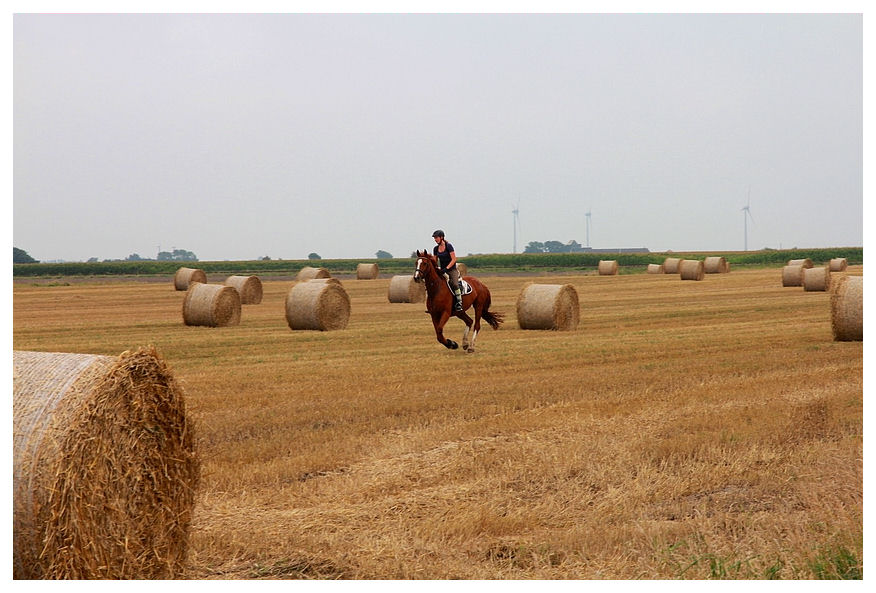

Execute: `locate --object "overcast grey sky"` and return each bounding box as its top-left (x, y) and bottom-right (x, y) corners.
top-left (13, 12), bottom-right (863, 262)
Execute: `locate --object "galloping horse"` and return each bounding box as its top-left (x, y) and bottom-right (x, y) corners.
top-left (413, 250), bottom-right (504, 352)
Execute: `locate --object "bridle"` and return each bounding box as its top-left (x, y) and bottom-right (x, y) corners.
top-left (413, 254), bottom-right (434, 283)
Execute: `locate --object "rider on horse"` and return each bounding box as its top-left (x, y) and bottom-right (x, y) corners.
top-left (432, 229), bottom-right (463, 311)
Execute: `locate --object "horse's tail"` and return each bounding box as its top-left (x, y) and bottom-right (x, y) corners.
top-left (482, 309), bottom-right (504, 330)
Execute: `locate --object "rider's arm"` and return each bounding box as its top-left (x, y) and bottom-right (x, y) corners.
top-left (448, 250), bottom-right (457, 269)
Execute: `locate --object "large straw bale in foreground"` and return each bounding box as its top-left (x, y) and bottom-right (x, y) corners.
top-left (296, 266), bottom-right (331, 282)
top-left (679, 259), bottom-right (704, 281)
top-left (224, 275), bottom-right (263, 304)
top-left (831, 275), bottom-right (863, 341)
top-left (788, 258), bottom-right (814, 269)
top-left (782, 265), bottom-right (805, 287)
top-left (356, 263), bottom-right (379, 279)
top-left (286, 279), bottom-right (351, 330)
top-left (13, 347), bottom-right (200, 579)
top-left (516, 283), bottom-right (579, 331)
top-left (704, 256), bottom-right (730, 274)
top-left (388, 275), bottom-right (426, 303)
top-left (647, 263), bottom-right (664, 274)
top-left (456, 262), bottom-right (468, 276)
top-left (183, 283), bottom-right (241, 327)
top-left (803, 267), bottom-right (831, 292)
top-left (173, 267), bottom-right (206, 291)
top-left (829, 258), bottom-right (848, 272)
top-left (598, 260), bottom-right (618, 276)
top-left (663, 257), bottom-right (683, 274)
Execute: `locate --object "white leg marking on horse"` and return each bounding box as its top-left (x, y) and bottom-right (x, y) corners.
top-left (469, 329), bottom-right (478, 351)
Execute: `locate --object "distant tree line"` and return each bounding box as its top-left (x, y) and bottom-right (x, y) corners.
top-left (524, 240), bottom-right (585, 253)
top-left (99, 249), bottom-right (199, 263)
top-left (14, 247), bottom-right (199, 264)
top-left (13, 247), bottom-right (38, 263)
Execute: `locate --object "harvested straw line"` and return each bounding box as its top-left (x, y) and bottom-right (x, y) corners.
top-left (182, 283), bottom-right (241, 327)
top-left (388, 275), bottom-right (426, 303)
top-left (224, 275), bottom-right (263, 304)
top-left (831, 275), bottom-right (862, 341)
top-left (286, 278), bottom-right (351, 330)
top-left (788, 258), bottom-right (814, 269)
top-left (296, 266), bottom-right (331, 282)
top-left (516, 283), bottom-right (579, 331)
top-left (803, 266), bottom-right (831, 292)
top-left (173, 267), bottom-right (206, 291)
top-left (663, 257), bottom-right (683, 274)
top-left (356, 263), bottom-right (379, 280)
top-left (782, 265), bottom-right (805, 287)
top-left (598, 260), bottom-right (618, 276)
top-left (679, 259), bottom-right (704, 281)
top-left (647, 263), bottom-right (665, 274)
top-left (829, 258), bottom-right (848, 272)
top-left (13, 347), bottom-right (199, 579)
top-left (704, 256), bottom-right (730, 274)
top-left (307, 277), bottom-right (343, 286)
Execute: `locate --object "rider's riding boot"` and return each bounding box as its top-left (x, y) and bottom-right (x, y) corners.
top-left (454, 288), bottom-right (463, 311)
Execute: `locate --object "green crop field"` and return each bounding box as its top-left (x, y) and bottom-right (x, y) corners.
top-left (12, 247), bottom-right (864, 279)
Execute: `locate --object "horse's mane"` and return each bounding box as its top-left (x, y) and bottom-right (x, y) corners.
top-left (418, 250), bottom-right (438, 266)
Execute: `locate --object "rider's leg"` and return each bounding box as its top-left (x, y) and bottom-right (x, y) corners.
top-left (449, 268), bottom-right (463, 311)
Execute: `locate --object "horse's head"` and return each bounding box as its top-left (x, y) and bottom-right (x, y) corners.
top-left (413, 249), bottom-right (437, 283)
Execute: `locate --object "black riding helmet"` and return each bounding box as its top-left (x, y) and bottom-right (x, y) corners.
top-left (432, 229), bottom-right (445, 238)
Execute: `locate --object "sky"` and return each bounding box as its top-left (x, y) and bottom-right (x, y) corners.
top-left (12, 8), bottom-right (865, 262)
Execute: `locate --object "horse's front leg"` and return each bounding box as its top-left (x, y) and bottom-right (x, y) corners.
top-left (433, 312), bottom-right (458, 350)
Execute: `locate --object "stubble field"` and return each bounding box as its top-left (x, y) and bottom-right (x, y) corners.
top-left (12, 266), bottom-right (863, 579)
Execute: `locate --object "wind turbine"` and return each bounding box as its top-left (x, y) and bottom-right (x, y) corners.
top-left (512, 201), bottom-right (520, 253)
top-left (585, 209), bottom-right (592, 249)
top-left (742, 188), bottom-right (754, 251)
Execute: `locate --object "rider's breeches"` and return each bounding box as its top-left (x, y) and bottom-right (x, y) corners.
top-left (447, 267), bottom-right (460, 291)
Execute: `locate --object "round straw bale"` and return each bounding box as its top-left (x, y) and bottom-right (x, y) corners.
top-left (456, 262), bottom-right (468, 276)
top-left (388, 274), bottom-right (426, 303)
top-left (173, 267), bottom-right (206, 291)
top-left (829, 258), bottom-right (848, 272)
top-left (223, 275), bottom-right (263, 304)
top-left (679, 259), bottom-right (704, 281)
top-left (356, 262), bottom-right (379, 279)
top-left (803, 266), bottom-right (831, 292)
top-left (647, 263), bottom-right (665, 274)
top-left (782, 264), bottom-right (805, 287)
top-left (788, 258), bottom-right (814, 269)
top-left (704, 256), bottom-right (730, 274)
top-left (13, 347), bottom-right (199, 579)
top-left (831, 275), bottom-right (862, 341)
top-left (516, 283), bottom-right (579, 331)
top-left (182, 283), bottom-right (241, 327)
top-left (663, 257), bottom-right (683, 274)
top-left (598, 260), bottom-right (618, 275)
top-left (285, 279), bottom-right (351, 330)
top-left (296, 266), bottom-right (331, 282)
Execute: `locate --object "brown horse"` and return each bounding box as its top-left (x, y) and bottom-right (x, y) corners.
top-left (413, 250), bottom-right (503, 352)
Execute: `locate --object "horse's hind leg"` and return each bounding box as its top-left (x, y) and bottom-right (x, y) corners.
top-left (466, 306), bottom-right (483, 353)
top-left (459, 312), bottom-right (474, 350)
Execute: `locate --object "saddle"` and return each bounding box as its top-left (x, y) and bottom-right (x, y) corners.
top-left (444, 276), bottom-right (473, 295)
